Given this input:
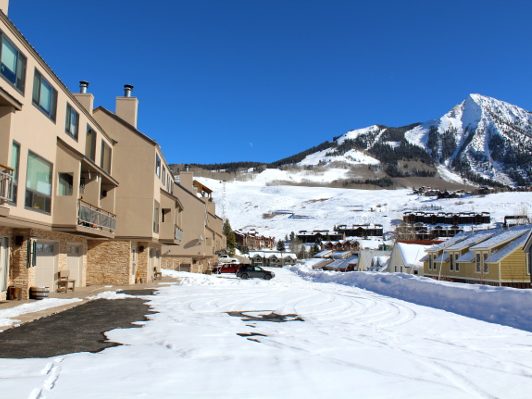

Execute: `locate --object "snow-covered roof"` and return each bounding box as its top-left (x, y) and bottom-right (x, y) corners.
top-left (427, 233), bottom-right (470, 252)
top-left (470, 226), bottom-right (531, 251)
top-left (315, 250), bottom-right (333, 258)
top-left (325, 255), bottom-right (359, 270)
top-left (331, 251), bottom-right (352, 259)
top-left (456, 252), bottom-right (474, 263)
top-left (445, 230), bottom-right (495, 251)
top-left (395, 243), bottom-right (431, 269)
top-left (486, 233), bottom-right (530, 264)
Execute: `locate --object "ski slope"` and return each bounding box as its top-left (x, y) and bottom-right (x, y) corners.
top-left (198, 175), bottom-right (532, 240)
top-left (2, 268), bottom-right (532, 398)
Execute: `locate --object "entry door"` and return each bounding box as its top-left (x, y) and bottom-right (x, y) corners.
top-left (131, 245), bottom-right (138, 278)
top-left (67, 243), bottom-right (83, 287)
top-left (0, 237), bottom-right (8, 292)
top-left (34, 241), bottom-right (58, 288)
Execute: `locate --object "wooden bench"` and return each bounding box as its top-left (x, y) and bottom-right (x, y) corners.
top-left (57, 270), bottom-right (76, 292)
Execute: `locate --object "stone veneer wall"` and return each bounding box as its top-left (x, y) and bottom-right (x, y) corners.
top-left (161, 255), bottom-right (216, 274)
top-left (4, 228), bottom-right (87, 300)
top-left (87, 240), bottom-right (131, 285)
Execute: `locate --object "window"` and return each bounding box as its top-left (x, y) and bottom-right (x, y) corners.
top-left (450, 254), bottom-right (455, 271)
top-left (0, 32), bottom-right (26, 92)
top-left (25, 151), bottom-right (52, 214)
top-left (9, 141), bottom-right (20, 203)
top-left (32, 70), bottom-right (57, 120)
top-left (475, 253), bottom-right (481, 273)
top-left (162, 167), bottom-right (166, 184)
top-left (428, 255), bottom-right (433, 270)
top-left (454, 254), bottom-right (460, 272)
top-left (153, 201), bottom-right (160, 233)
top-left (100, 141), bottom-right (112, 174)
top-left (65, 104), bottom-right (79, 140)
top-left (483, 253), bottom-right (489, 273)
top-left (155, 154), bottom-right (161, 177)
top-left (86, 126), bottom-right (96, 161)
top-left (57, 173), bottom-right (73, 196)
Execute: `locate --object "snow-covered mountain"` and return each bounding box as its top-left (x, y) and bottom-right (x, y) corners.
top-left (292, 94), bottom-right (531, 187)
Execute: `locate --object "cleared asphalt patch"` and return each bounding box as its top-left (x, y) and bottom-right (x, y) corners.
top-left (0, 298), bottom-right (156, 358)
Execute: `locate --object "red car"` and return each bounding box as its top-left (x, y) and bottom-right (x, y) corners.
top-left (213, 263), bottom-right (241, 274)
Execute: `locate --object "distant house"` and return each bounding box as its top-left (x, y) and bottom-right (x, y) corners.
top-left (358, 249), bottom-right (391, 271)
top-left (387, 242), bottom-right (432, 275)
top-left (422, 225), bottom-right (532, 288)
top-left (322, 255), bottom-right (359, 272)
top-left (248, 250), bottom-right (297, 267)
top-left (334, 224), bottom-right (383, 237)
top-left (235, 230), bottom-right (275, 250)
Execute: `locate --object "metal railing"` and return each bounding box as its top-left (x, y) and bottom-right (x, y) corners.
top-left (0, 165), bottom-right (13, 202)
top-left (78, 199), bottom-right (116, 232)
top-left (175, 226), bottom-right (184, 241)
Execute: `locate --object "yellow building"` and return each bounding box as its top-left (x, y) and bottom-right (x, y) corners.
top-left (423, 226), bottom-right (531, 288)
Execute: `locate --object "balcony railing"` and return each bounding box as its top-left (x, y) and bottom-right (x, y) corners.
top-left (0, 165), bottom-right (13, 203)
top-left (78, 199), bottom-right (116, 232)
top-left (175, 226), bottom-right (184, 241)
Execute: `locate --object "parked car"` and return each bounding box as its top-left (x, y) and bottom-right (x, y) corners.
top-left (213, 263), bottom-right (241, 274)
top-left (218, 254), bottom-right (240, 264)
top-left (236, 265), bottom-right (275, 280)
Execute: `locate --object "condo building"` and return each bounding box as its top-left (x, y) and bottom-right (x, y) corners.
top-left (0, 5), bottom-right (117, 299)
top-left (0, 1), bottom-right (226, 300)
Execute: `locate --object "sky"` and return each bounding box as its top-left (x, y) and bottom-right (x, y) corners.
top-left (9, 0), bottom-right (532, 164)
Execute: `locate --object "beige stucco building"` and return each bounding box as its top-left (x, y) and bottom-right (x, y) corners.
top-left (0, 5), bottom-right (118, 299)
top-left (89, 91), bottom-right (185, 284)
top-left (161, 173), bottom-right (226, 273)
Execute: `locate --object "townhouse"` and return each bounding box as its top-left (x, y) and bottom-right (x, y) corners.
top-left (88, 87), bottom-right (185, 285)
top-left (161, 172), bottom-right (226, 273)
top-left (0, 5), bottom-right (118, 299)
top-left (423, 226), bottom-right (532, 288)
top-left (0, 1), bottom-right (226, 299)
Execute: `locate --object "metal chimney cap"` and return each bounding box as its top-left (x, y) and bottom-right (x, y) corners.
top-left (79, 80), bottom-right (89, 93)
top-left (123, 84), bottom-right (134, 97)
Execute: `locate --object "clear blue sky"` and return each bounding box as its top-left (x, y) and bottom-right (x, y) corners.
top-left (9, 0), bottom-right (532, 164)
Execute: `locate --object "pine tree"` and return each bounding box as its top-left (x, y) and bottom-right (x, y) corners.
top-left (223, 219), bottom-right (236, 255)
top-left (276, 240), bottom-right (286, 252)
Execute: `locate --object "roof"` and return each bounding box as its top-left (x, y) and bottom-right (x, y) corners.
top-left (325, 255), bottom-right (359, 270)
top-left (445, 230), bottom-right (495, 251)
top-left (470, 225), bottom-right (531, 251)
top-left (314, 250), bottom-right (333, 258)
top-left (426, 233), bottom-right (470, 252)
top-left (193, 180), bottom-right (213, 194)
top-left (486, 233), bottom-right (529, 263)
top-left (394, 242), bottom-right (431, 269)
top-left (456, 252), bottom-right (474, 263)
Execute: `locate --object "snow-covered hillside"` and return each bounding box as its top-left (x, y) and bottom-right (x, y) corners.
top-left (198, 175), bottom-right (532, 240)
top-left (271, 94), bottom-right (531, 187)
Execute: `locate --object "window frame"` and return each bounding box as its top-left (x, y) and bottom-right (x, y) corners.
top-left (153, 201), bottom-right (160, 234)
top-left (65, 103), bottom-right (79, 140)
top-left (155, 154), bottom-right (161, 177)
top-left (0, 31), bottom-right (26, 93)
top-left (85, 125), bottom-right (96, 162)
top-left (100, 140), bottom-right (112, 174)
top-left (57, 172), bottom-right (74, 196)
top-left (9, 141), bottom-right (20, 204)
top-left (24, 150), bottom-right (53, 214)
top-left (32, 69), bottom-right (57, 121)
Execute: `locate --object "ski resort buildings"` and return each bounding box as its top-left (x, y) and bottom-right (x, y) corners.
top-left (0, 4), bottom-right (225, 300)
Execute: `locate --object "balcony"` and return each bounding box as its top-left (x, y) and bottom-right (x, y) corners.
top-left (0, 164), bottom-right (13, 210)
top-left (76, 199), bottom-right (116, 237)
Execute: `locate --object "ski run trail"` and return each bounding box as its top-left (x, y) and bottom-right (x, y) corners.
top-left (1, 267), bottom-right (532, 398)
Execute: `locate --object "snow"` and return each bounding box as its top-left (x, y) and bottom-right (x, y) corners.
top-left (2, 268), bottom-right (532, 398)
top-left (470, 225), bottom-right (530, 250)
top-left (252, 167), bottom-right (350, 184)
top-left (197, 176), bottom-right (532, 240)
top-left (87, 291), bottom-right (134, 300)
top-left (394, 242), bottom-right (431, 268)
top-left (298, 147), bottom-right (380, 167)
top-left (436, 165), bottom-right (467, 184)
top-left (291, 263), bottom-right (532, 331)
top-left (0, 298), bottom-right (82, 328)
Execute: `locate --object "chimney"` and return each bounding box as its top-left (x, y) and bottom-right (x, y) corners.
top-left (179, 171), bottom-right (194, 190)
top-left (0, 0), bottom-right (9, 15)
top-left (116, 84), bottom-right (138, 127)
top-left (73, 80), bottom-right (94, 114)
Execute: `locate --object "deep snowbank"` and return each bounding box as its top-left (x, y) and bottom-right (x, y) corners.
top-left (289, 264), bottom-right (532, 332)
